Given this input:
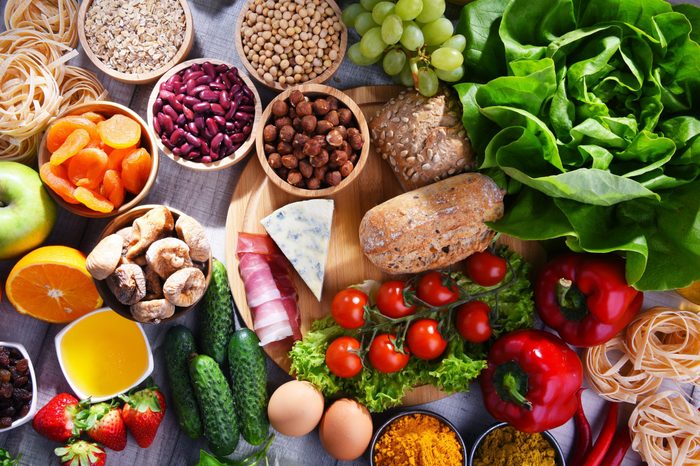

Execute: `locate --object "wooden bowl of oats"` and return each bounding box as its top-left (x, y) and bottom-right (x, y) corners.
top-left (77, 0), bottom-right (194, 85)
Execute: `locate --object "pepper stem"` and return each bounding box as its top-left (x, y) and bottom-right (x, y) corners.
top-left (556, 278), bottom-right (588, 321)
top-left (502, 373), bottom-right (532, 409)
top-left (493, 361), bottom-right (533, 411)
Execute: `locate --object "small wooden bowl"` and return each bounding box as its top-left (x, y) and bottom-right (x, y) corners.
top-left (147, 58), bottom-right (262, 172)
top-left (256, 84), bottom-right (370, 199)
top-left (38, 101), bottom-right (159, 219)
top-left (94, 204), bottom-right (212, 323)
top-left (77, 0), bottom-right (194, 84)
top-left (235, 0), bottom-right (347, 92)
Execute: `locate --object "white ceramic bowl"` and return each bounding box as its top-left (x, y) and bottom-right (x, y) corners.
top-left (0, 342), bottom-right (38, 432)
top-left (54, 308), bottom-right (154, 402)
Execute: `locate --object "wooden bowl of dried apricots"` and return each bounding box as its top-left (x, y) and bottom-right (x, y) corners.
top-left (38, 101), bottom-right (159, 218)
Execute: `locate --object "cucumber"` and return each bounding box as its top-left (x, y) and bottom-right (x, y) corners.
top-left (227, 329), bottom-right (269, 445)
top-left (163, 326), bottom-right (202, 439)
top-left (189, 354), bottom-right (240, 456)
top-left (199, 258), bottom-right (234, 366)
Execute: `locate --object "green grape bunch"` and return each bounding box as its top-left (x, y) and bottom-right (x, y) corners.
top-left (342, 0), bottom-right (465, 97)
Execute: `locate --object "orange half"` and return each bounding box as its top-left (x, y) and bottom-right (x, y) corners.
top-left (6, 246), bottom-right (103, 323)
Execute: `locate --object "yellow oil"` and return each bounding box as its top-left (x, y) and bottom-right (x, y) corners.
top-left (60, 310), bottom-right (149, 398)
top-left (677, 281), bottom-right (700, 305)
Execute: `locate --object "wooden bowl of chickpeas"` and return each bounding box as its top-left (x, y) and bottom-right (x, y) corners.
top-left (235, 0), bottom-right (347, 92)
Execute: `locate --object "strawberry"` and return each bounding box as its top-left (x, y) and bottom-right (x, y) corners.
top-left (54, 440), bottom-right (105, 466)
top-left (120, 388), bottom-right (166, 448)
top-left (75, 402), bottom-right (127, 451)
top-left (32, 393), bottom-right (81, 442)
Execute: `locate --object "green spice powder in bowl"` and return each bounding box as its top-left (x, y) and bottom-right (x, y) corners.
top-left (469, 422), bottom-right (565, 466)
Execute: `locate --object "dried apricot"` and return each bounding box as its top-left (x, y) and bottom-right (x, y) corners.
top-left (74, 187), bottom-right (114, 213)
top-left (81, 112), bottom-right (105, 124)
top-left (107, 146), bottom-right (137, 171)
top-left (40, 163), bottom-right (79, 204)
top-left (97, 114), bottom-right (141, 149)
top-left (46, 117), bottom-right (98, 152)
top-left (102, 170), bottom-right (125, 208)
top-left (67, 148), bottom-right (109, 190)
top-left (50, 129), bottom-right (91, 166)
top-left (121, 148), bottom-right (152, 194)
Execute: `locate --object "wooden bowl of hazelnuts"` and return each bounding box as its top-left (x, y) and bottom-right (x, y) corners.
top-left (255, 83), bottom-right (370, 198)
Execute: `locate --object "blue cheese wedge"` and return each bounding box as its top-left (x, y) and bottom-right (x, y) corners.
top-left (261, 199), bottom-right (334, 301)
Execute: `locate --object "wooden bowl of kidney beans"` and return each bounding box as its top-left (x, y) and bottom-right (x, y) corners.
top-left (0, 343), bottom-right (37, 432)
top-left (147, 58), bottom-right (262, 171)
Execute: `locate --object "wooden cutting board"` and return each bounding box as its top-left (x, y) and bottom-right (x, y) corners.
top-left (224, 85), bottom-right (545, 406)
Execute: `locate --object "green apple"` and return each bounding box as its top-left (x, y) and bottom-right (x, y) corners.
top-left (0, 162), bottom-right (57, 260)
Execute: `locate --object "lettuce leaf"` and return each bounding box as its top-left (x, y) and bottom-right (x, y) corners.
top-left (455, 0), bottom-right (700, 290)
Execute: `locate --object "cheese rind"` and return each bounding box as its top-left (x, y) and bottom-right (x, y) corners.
top-left (261, 199), bottom-right (334, 301)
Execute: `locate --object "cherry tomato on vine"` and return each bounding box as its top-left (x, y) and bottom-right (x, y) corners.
top-left (325, 336), bottom-right (363, 378)
top-left (417, 271), bottom-right (459, 306)
top-left (406, 319), bottom-right (447, 360)
top-left (465, 251), bottom-right (507, 287)
top-left (331, 288), bottom-right (368, 329)
top-left (456, 301), bottom-right (492, 343)
top-left (368, 334), bottom-right (410, 373)
top-left (376, 281), bottom-right (416, 318)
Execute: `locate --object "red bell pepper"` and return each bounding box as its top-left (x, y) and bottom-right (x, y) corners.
top-left (479, 329), bottom-right (583, 433)
top-left (535, 253), bottom-right (643, 347)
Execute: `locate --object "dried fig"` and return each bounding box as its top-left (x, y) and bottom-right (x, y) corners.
top-left (163, 267), bottom-right (206, 307)
top-left (146, 238), bottom-right (192, 279)
top-left (126, 206), bottom-right (174, 259)
top-left (107, 264), bottom-right (146, 305)
top-left (130, 299), bottom-right (175, 324)
top-left (86, 234), bottom-right (124, 280)
top-left (143, 265), bottom-right (163, 300)
top-left (175, 215), bottom-right (211, 262)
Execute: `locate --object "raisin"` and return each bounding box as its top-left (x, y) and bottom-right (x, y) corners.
top-left (18, 404), bottom-right (29, 418)
top-left (13, 376), bottom-right (27, 387)
top-left (0, 370), bottom-right (10, 383)
top-left (13, 388), bottom-right (31, 402)
top-left (0, 417), bottom-right (11, 428)
top-left (0, 407), bottom-right (15, 417)
top-left (0, 384), bottom-right (11, 399)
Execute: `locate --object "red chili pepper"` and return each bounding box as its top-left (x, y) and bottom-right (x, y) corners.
top-left (479, 329), bottom-right (583, 433)
top-left (583, 402), bottom-right (620, 466)
top-left (600, 425), bottom-right (632, 466)
top-left (535, 253), bottom-right (643, 347)
top-left (569, 388), bottom-right (592, 466)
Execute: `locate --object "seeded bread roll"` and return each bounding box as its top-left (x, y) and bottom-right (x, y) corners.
top-left (359, 173), bottom-right (504, 274)
top-left (370, 88), bottom-right (474, 191)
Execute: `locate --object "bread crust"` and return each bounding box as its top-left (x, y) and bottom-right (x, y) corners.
top-left (359, 173), bottom-right (504, 274)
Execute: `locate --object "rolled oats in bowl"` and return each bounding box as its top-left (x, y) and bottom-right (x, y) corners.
top-left (84, 0), bottom-right (186, 75)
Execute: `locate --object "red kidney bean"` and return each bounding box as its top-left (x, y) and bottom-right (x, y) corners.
top-left (193, 102), bottom-right (211, 113)
top-left (153, 116), bottom-right (161, 134)
top-left (171, 99), bottom-right (183, 112)
top-left (200, 155), bottom-right (211, 163)
top-left (187, 121), bottom-right (199, 135)
top-left (161, 82), bottom-right (174, 92)
top-left (176, 114), bottom-right (186, 126)
top-left (185, 78), bottom-right (196, 96)
top-left (161, 134), bottom-right (173, 149)
top-left (224, 105), bottom-right (236, 120)
top-left (210, 133), bottom-right (224, 152)
top-left (159, 89), bottom-right (175, 101)
top-left (243, 125), bottom-right (252, 135)
top-left (231, 132), bottom-right (247, 143)
top-left (172, 147), bottom-right (182, 156)
top-left (183, 69), bottom-right (204, 82)
top-left (210, 82), bottom-right (226, 91)
top-left (191, 84), bottom-right (208, 95)
top-left (194, 115), bottom-right (205, 129)
top-left (183, 95), bottom-right (199, 107)
top-left (179, 142), bottom-right (193, 155)
top-left (225, 122), bottom-right (236, 132)
top-left (219, 92), bottom-right (230, 110)
top-left (216, 63), bottom-right (228, 73)
top-left (159, 113), bottom-right (174, 134)
top-left (213, 116), bottom-right (226, 127)
top-left (221, 73), bottom-right (231, 88)
top-left (187, 150), bottom-right (200, 160)
top-left (203, 62), bottom-right (216, 78)
top-left (199, 90), bottom-right (219, 102)
top-left (204, 126), bottom-right (216, 139)
top-left (153, 98), bottom-right (163, 114)
top-left (166, 74), bottom-right (180, 86)
top-left (223, 134), bottom-right (233, 150)
top-left (211, 103), bottom-right (225, 115)
top-left (195, 75), bottom-right (213, 86)
top-left (206, 118), bottom-right (218, 135)
top-left (185, 133), bottom-right (201, 147)
top-left (239, 105), bottom-right (255, 114)
top-left (234, 111), bottom-right (251, 121)
top-left (200, 141), bottom-right (210, 157)
top-left (182, 106), bottom-right (194, 121)
top-left (169, 127), bottom-right (185, 145)
top-left (163, 104), bottom-right (178, 121)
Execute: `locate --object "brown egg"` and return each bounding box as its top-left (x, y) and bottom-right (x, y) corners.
top-left (319, 398), bottom-right (373, 460)
top-left (267, 380), bottom-right (325, 437)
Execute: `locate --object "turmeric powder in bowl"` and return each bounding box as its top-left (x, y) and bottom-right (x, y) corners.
top-left (473, 425), bottom-right (557, 466)
top-left (372, 412), bottom-right (465, 466)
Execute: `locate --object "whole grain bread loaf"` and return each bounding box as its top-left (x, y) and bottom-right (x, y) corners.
top-left (359, 173), bottom-right (504, 274)
top-left (369, 88), bottom-right (474, 191)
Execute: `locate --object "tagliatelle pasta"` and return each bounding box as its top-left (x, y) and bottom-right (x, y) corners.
top-left (3, 0), bottom-right (78, 48)
top-left (629, 391), bottom-right (700, 466)
top-left (0, 52), bottom-right (61, 140)
top-left (0, 133), bottom-right (39, 163)
top-left (624, 307), bottom-right (700, 384)
top-left (584, 335), bottom-right (662, 403)
top-left (58, 66), bottom-right (108, 114)
top-left (0, 28), bottom-right (75, 84)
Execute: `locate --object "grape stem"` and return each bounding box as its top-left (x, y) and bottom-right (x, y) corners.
top-left (409, 57), bottom-right (420, 89)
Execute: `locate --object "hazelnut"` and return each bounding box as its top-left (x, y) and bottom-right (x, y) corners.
top-left (313, 165), bottom-right (328, 180)
top-left (326, 129), bottom-right (344, 147)
top-left (272, 100), bottom-right (289, 117)
top-left (340, 161), bottom-right (354, 177)
top-left (293, 148), bottom-right (306, 160)
top-left (325, 110), bottom-right (339, 126)
top-left (341, 140), bottom-right (353, 155)
top-left (267, 153), bottom-right (282, 168)
top-left (306, 177), bottom-right (321, 190)
top-left (330, 150), bottom-right (348, 165)
top-left (279, 125), bottom-right (295, 143)
top-left (299, 159), bottom-right (313, 178)
top-left (316, 120), bottom-right (334, 134)
top-left (292, 117), bottom-right (303, 133)
top-left (287, 169), bottom-right (303, 186)
top-left (292, 133), bottom-right (309, 150)
top-left (348, 131), bottom-right (364, 151)
top-left (277, 166), bottom-right (289, 179)
top-left (288, 107), bottom-right (297, 120)
top-left (263, 124), bottom-right (278, 143)
top-left (296, 100), bottom-right (313, 117)
top-left (289, 90), bottom-right (305, 106)
top-left (326, 96), bottom-right (339, 111)
top-left (313, 98), bottom-right (330, 116)
top-left (264, 143), bottom-right (276, 154)
top-left (310, 149), bottom-right (329, 167)
top-left (281, 154), bottom-right (299, 169)
top-left (303, 139), bottom-right (322, 157)
top-left (275, 116), bottom-right (292, 129)
top-left (325, 170), bottom-right (342, 186)
top-left (277, 141), bottom-right (293, 155)
top-left (338, 108), bottom-right (353, 126)
top-left (349, 154), bottom-right (358, 164)
top-left (335, 125), bottom-right (348, 139)
top-left (301, 115), bottom-right (317, 133)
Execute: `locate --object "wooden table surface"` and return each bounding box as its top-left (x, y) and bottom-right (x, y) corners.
top-left (1, 1), bottom-right (698, 465)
